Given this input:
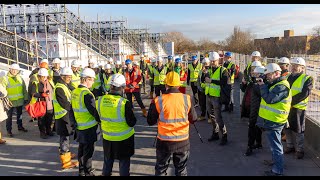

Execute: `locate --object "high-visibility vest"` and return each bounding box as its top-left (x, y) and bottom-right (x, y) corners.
top-left (124, 69), bottom-right (140, 91)
top-left (206, 66), bottom-right (226, 97)
top-left (96, 95), bottom-right (134, 141)
top-left (244, 62), bottom-right (252, 82)
top-left (115, 68), bottom-right (123, 74)
top-left (180, 70), bottom-right (187, 87)
top-left (188, 63), bottom-right (202, 82)
top-left (91, 73), bottom-right (101, 90)
top-left (155, 93), bottom-right (191, 141)
top-left (153, 66), bottom-right (167, 85)
top-left (103, 73), bottom-right (112, 92)
top-left (4, 75), bottom-right (24, 101)
top-left (71, 72), bottom-right (80, 88)
top-left (258, 80), bottom-right (292, 124)
top-left (29, 80), bottom-right (54, 104)
top-left (226, 62), bottom-right (235, 84)
top-left (71, 87), bottom-right (98, 130)
top-left (53, 82), bottom-right (71, 119)
top-left (148, 65), bottom-right (154, 80)
top-left (291, 74), bottom-right (311, 110)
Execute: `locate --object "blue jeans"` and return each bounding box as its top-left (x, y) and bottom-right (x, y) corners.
top-left (259, 118), bottom-right (285, 175)
top-left (102, 156), bottom-right (130, 176)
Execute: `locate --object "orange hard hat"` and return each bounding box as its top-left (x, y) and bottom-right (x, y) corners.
top-left (39, 62), bottom-right (48, 69)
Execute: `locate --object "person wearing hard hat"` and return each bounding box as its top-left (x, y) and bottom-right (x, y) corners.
top-left (114, 60), bottom-right (123, 74)
top-left (187, 55), bottom-right (202, 107)
top-left (29, 68), bottom-right (55, 139)
top-left (53, 67), bottom-right (79, 169)
top-left (284, 57), bottom-right (313, 160)
top-left (147, 71), bottom-right (197, 176)
top-left (165, 55), bottom-right (174, 72)
top-left (240, 61), bottom-right (262, 119)
top-left (49, 57), bottom-right (62, 84)
top-left (124, 59), bottom-right (147, 117)
top-left (205, 52), bottom-right (230, 145)
top-left (255, 63), bottom-right (292, 176)
top-left (277, 57), bottom-right (291, 79)
top-left (29, 59), bottom-right (50, 86)
top-left (196, 57), bottom-right (211, 121)
top-left (70, 60), bottom-right (81, 89)
top-left (222, 52), bottom-right (235, 112)
top-left (103, 64), bottom-right (114, 93)
top-left (133, 61), bottom-right (143, 92)
top-left (87, 59), bottom-right (96, 69)
top-left (71, 68), bottom-right (100, 176)
top-left (154, 57), bottom-right (168, 97)
top-left (244, 51), bottom-right (262, 84)
top-left (90, 64), bottom-right (104, 98)
top-left (244, 66), bottom-right (265, 156)
top-left (173, 58), bottom-right (187, 94)
top-left (0, 64), bottom-right (28, 137)
top-left (147, 58), bottom-right (157, 99)
top-left (139, 54), bottom-right (147, 94)
top-left (95, 74), bottom-right (137, 176)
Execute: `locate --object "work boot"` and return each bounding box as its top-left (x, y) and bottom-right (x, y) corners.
top-left (244, 147), bottom-right (253, 156)
top-left (86, 169), bottom-right (96, 176)
top-left (149, 92), bottom-right (154, 99)
top-left (60, 152), bottom-right (79, 170)
top-left (7, 131), bottom-right (13, 137)
top-left (18, 126), bottom-right (28, 132)
top-left (40, 132), bottom-right (48, 139)
top-left (284, 147), bottom-right (295, 154)
top-left (295, 151), bottom-right (304, 159)
top-left (208, 132), bottom-right (219, 142)
top-left (219, 134), bottom-right (228, 145)
top-left (142, 108), bottom-right (147, 117)
top-left (264, 170), bottom-right (282, 176)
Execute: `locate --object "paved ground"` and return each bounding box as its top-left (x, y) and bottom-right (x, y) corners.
top-left (1, 79), bottom-right (320, 176)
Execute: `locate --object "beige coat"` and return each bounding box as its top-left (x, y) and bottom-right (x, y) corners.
top-left (0, 84), bottom-right (8, 122)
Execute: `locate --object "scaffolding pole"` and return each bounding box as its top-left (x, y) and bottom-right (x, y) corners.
top-left (14, 28), bottom-right (19, 64)
top-left (2, 4), bottom-right (6, 29)
top-left (78, 4), bottom-right (82, 61)
top-left (44, 4), bottom-right (49, 59)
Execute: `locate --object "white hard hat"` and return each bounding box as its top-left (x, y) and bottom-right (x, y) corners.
top-left (40, 59), bottom-right (49, 64)
top-left (254, 66), bottom-right (266, 74)
top-left (157, 56), bottom-right (163, 62)
top-left (109, 74), bottom-right (126, 87)
top-left (208, 52), bottom-right (220, 61)
top-left (290, 57), bottom-right (306, 66)
top-left (60, 67), bottom-right (73, 76)
top-left (133, 61), bottom-right (140, 66)
top-left (104, 64), bottom-right (112, 70)
top-left (109, 57), bottom-right (113, 62)
top-left (251, 51), bottom-right (261, 57)
top-left (140, 54), bottom-right (144, 58)
top-left (93, 63), bottom-right (99, 69)
top-left (278, 57), bottom-right (290, 64)
top-left (80, 68), bottom-right (96, 78)
top-left (116, 60), bottom-right (122, 65)
top-left (264, 63), bottom-right (282, 74)
top-left (88, 59), bottom-right (96, 64)
top-left (52, 58), bottom-right (61, 64)
top-left (38, 68), bottom-right (49, 76)
top-left (202, 57), bottom-right (210, 64)
top-left (10, 63), bottom-right (20, 70)
top-left (98, 62), bottom-right (104, 67)
top-left (71, 60), bottom-right (81, 67)
top-left (251, 61), bottom-right (262, 67)
top-left (151, 58), bottom-right (157, 63)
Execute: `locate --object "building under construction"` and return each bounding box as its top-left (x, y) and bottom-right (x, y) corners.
top-left (0, 4), bottom-right (168, 67)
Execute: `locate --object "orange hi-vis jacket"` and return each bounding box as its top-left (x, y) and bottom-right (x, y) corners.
top-left (124, 67), bottom-right (142, 93)
top-left (155, 93), bottom-right (191, 141)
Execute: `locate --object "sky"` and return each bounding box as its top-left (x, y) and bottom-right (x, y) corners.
top-left (67, 4), bottom-right (320, 42)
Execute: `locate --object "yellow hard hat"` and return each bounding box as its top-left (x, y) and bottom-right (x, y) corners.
top-left (164, 71), bottom-right (180, 86)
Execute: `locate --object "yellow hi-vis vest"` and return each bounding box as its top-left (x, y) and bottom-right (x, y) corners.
top-left (227, 62), bottom-right (235, 84)
top-left (71, 87), bottom-right (98, 130)
top-left (5, 75), bottom-right (24, 101)
top-left (71, 72), bottom-right (80, 89)
top-left (148, 65), bottom-right (154, 80)
top-left (258, 80), bottom-right (292, 124)
top-left (53, 83), bottom-right (71, 119)
top-left (96, 95), bottom-right (134, 141)
top-left (206, 66), bottom-right (226, 97)
top-left (180, 70), bottom-right (187, 87)
top-left (188, 63), bottom-right (202, 82)
top-left (153, 66), bottom-right (167, 85)
top-left (103, 73), bottom-right (112, 92)
top-left (291, 74), bottom-right (311, 110)
top-left (91, 73), bottom-right (101, 90)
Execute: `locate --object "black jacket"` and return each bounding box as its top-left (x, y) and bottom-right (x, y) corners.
top-left (240, 79), bottom-right (254, 118)
top-left (102, 92), bottom-right (137, 159)
top-left (147, 88), bottom-right (197, 153)
top-left (51, 68), bottom-right (62, 84)
top-left (249, 80), bottom-right (262, 123)
top-left (223, 61), bottom-right (236, 84)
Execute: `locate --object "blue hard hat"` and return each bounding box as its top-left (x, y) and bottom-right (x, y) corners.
top-left (175, 58), bottom-right (182, 63)
top-left (225, 52), bottom-right (232, 57)
top-left (168, 55), bottom-right (173, 60)
top-left (191, 55), bottom-right (197, 61)
top-left (125, 59), bottom-right (132, 65)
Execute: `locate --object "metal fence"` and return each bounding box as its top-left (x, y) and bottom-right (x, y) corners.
top-left (232, 52), bottom-right (320, 124)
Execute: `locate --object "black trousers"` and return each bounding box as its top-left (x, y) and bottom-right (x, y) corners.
top-left (155, 150), bottom-right (189, 176)
top-left (126, 92), bottom-right (145, 109)
top-left (190, 82), bottom-right (198, 104)
top-left (38, 109), bottom-right (54, 135)
top-left (6, 106), bottom-right (23, 132)
top-left (102, 156), bottom-right (130, 176)
top-left (223, 84), bottom-right (234, 109)
top-left (155, 84), bottom-right (166, 97)
top-left (198, 91), bottom-right (206, 117)
top-left (248, 118), bottom-right (262, 147)
top-left (149, 79), bottom-right (154, 93)
top-left (78, 142), bottom-right (95, 175)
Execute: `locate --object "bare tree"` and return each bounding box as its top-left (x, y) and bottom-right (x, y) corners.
top-left (312, 26), bottom-right (320, 37)
top-left (223, 26), bottom-right (255, 55)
